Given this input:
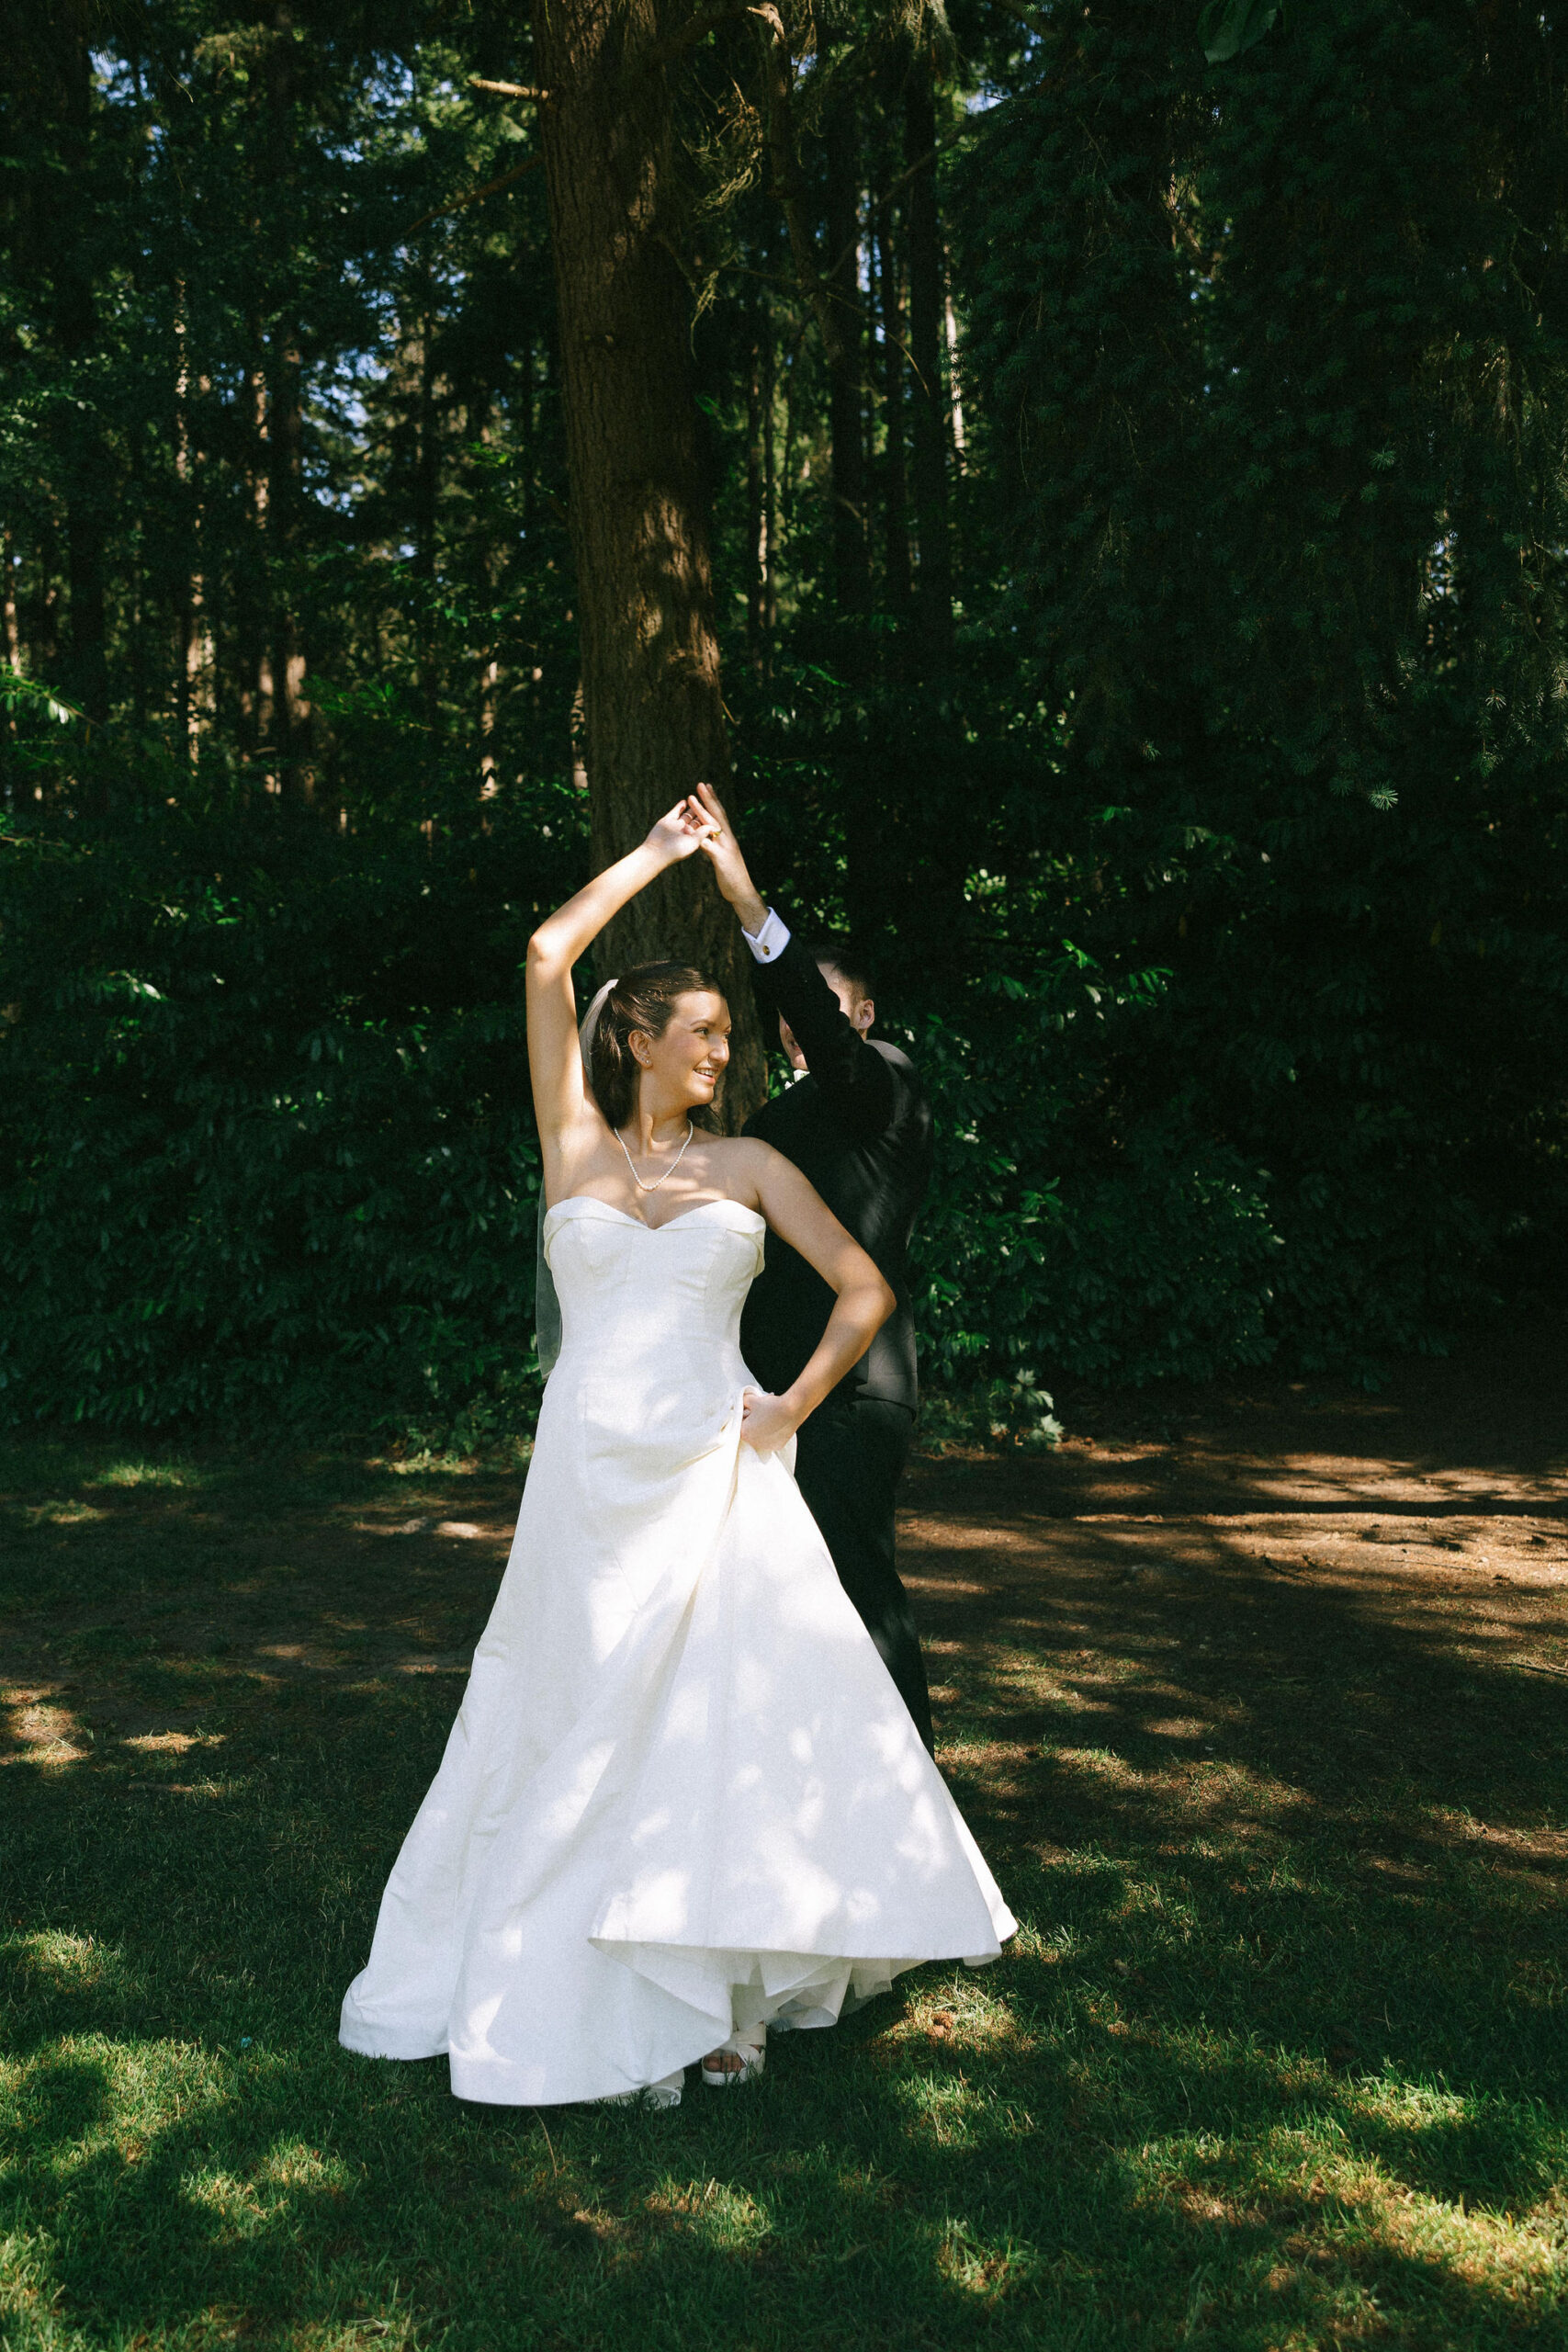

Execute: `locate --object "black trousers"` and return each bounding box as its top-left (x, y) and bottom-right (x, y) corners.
top-left (792, 1393), bottom-right (934, 1755)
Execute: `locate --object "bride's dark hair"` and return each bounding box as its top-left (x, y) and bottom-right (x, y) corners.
top-left (588, 962), bottom-right (727, 1130)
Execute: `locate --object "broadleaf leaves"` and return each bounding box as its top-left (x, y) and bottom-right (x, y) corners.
top-left (1200, 0), bottom-right (1281, 64)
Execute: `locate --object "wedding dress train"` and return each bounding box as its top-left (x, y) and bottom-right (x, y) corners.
top-left (339, 1195), bottom-right (1015, 2105)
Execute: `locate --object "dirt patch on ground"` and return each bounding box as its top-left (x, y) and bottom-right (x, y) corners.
top-left (4, 1310), bottom-right (1565, 1801)
top-left (896, 1307), bottom-right (1567, 1885)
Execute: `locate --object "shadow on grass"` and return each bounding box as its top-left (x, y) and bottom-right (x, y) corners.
top-left (2, 1426), bottom-right (1566, 2348)
top-left (4, 1889), bottom-right (1564, 2351)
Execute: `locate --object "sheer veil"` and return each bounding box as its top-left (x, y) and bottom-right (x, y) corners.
top-left (533, 977), bottom-right (617, 1378)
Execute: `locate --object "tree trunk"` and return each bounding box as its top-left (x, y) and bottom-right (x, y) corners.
top-left (905, 58), bottom-right (952, 667)
top-left (531, 0), bottom-right (763, 1125)
top-left (414, 286), bottom-right (440, 738)
top-left (55, 9), bottom-right (108, 746)
top-left (746, 292), bottom-right (764, 666)
top-left (876, 200), bottom-right (911, 615)
top-left (824, 84), bottom-right (869, 616)
top-left (2, 532), bottom-right (19, 680)
top-left (243, 353), bottom-right (271, 763)
top-left (173, 282), bottom-right (207, 767)
top-left (944, 277), bottom-right (966, 456)
top-left (2, 529), bottom-right (18, 772)
top-left (263, 6), bottom-right (310, 801)
top-left (269, 327), bottom-right (310, 799)
top-left (761, 302), bottom-right (778, 658)
top-left (35, 522), bottom-right (60, 674)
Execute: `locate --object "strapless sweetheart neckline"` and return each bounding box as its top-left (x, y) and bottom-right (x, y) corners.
top-left (543, 1194), bottom-right (766, 1236)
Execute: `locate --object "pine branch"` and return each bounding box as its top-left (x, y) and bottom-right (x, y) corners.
top-left (468, 77), bottom-right (552, 103)
top-left (994, 0), bottom-right (1050, 40)
top-left (407, 153), bottom-right (545, 235)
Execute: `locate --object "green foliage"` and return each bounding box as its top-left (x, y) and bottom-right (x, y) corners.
top-left (0, 792), bottom-right (581, 1437)
top-left (907, 996), bottom-right (1283, 1392)
top-left (1200, 0), bottom-right (1280, 64)
top-left (945, 0), bottom-right (1568, 1378)
top-left (3, 3), bottom-right (1568, 1433)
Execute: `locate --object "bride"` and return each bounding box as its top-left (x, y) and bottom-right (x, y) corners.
top-left (339, 799), bottom-right (1015, 2104)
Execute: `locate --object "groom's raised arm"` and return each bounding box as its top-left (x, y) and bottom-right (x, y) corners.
top-left (694, 784), bottom-right (896, 1137)
top-left (749, 932), bottom-right (895, 1133)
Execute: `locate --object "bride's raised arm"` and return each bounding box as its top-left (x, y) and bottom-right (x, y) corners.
top-left (525, 801), bottom-right (715, 1169)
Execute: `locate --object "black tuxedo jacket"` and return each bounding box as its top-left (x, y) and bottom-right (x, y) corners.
top-left (739, 935), bottom-right (932, 1412)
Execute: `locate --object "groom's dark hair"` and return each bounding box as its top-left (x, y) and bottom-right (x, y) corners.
top-left (801, 934), bottom-right (875, 1001)
top-left (589, 961), bottom-right (728, 1129)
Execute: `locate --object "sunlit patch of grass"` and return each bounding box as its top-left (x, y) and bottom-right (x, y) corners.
top-left (0, 2229), bottom-right (73, 2352)
top-left (931, 2216), bottom-right (1043, 2304)
top-left (931, 1734), bottom-right (1034, 1779)
top-left (889, 2072), bottom-right (994, 2147)
top-left (1049, 1743), bottom-right (1160, 1796)
top-left (1506, 1959), bottom-right (1567, 2012)
top-left (644, 2177), bottom-right (772, 2254)
top-left (1123, 2098), bottom-right (1568, 2327)
top-left (2, 1691), bottom-right (96, 1770)
top-left (1, 2037), bottom-right (228, 2194)
top-left (91, 1462), bottom-right (194, 1491)
top-left (183, 2166), bottom-right (273, 2241)
top-left (183, 2141), bottom-right (354, 2246)
top-left (877, 1972), bottom-right (1034, 2067)
top-left (5, 1932), bottom-right (128, 1996)
top-left (121, 1730), bottom-right (226, 1758)
top-left (21, 1501), bottom-right (106, 1528)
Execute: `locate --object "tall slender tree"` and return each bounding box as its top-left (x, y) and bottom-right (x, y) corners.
top-left (904, 42), bottom-right (952, 665)
top-left (531, 0), bottom-right (764, 1120)
top-left (823, 72), bottom-right (870, 616)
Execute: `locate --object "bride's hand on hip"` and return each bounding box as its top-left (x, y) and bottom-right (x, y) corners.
top-left (739, 1388), bottom-right (799, 1456)
top-left (645, 799), bottom-right (717, 865)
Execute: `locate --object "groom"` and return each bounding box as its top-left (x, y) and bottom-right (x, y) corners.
top-left (696, 784), bottom-right (936, 1753)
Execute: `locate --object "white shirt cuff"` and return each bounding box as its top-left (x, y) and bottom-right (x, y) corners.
top-left (741, 906), bottom-right (791, 964)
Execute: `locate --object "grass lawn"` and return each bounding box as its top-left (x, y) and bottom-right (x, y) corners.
top-left (3, 1352), bottom-right (1566, 2349)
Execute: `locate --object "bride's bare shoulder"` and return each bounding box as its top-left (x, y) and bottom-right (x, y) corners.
top-left (704, 1134), bottom-right (783, 1201)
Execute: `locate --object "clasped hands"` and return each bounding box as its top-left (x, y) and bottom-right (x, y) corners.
top-left (643, 784), bottom-right (763, 923)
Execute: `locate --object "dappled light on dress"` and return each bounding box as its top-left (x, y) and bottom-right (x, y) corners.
top-left (339, 1196), bottom-right (1014, 2104)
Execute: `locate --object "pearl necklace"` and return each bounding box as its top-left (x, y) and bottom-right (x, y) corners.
top-left (616, 1122), bottom-right (694, 1193)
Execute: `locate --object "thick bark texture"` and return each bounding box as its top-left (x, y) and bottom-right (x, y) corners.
top-left (532, 0), bottom-right (763, 1125)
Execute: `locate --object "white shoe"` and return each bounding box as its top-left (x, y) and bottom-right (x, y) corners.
top-left (700, 2027), bottom-right (766, 2089)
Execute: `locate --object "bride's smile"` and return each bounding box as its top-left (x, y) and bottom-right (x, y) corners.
top-left (627, 989), bottom-right (732, 1116)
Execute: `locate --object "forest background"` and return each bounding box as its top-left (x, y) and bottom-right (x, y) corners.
top-left (1, 0), bottom-right (1564, 1446)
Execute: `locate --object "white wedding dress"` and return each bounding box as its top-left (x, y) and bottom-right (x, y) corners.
top-left (339, 1195), bottom-right (1015, 2105)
